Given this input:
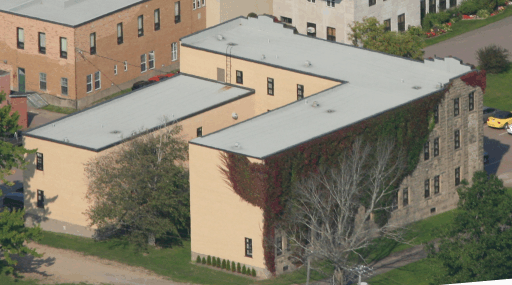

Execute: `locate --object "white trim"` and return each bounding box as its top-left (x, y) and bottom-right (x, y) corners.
top-left (149, 51), bottom-right (155, 69)
top-left (114, 65), bottom-right (118, 75)
top-left (171, 43), bottom-right (178, 61)
top-left (86, 74), bottom-right (93, 93)
top-left (141, 54), bottom-right (147, 73)
top-left (94, 71), bottom-right (101, 90)
top-left (124, 61), bottom-right (128, 71)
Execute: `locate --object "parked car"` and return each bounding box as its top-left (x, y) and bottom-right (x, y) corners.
top-left (483, 106), bottom-right (500, 124)
top-left (486, 111), bottom-right (512, 129)
top-left (2, 192), bottom-right (24, 212)
top-left (131, 80), bottom-right (153, 91)
top-left (484, 151), bottom-right (489, 164)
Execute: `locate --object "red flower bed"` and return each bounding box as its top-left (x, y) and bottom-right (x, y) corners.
top-left (148, 71), bottom-right (180, 82)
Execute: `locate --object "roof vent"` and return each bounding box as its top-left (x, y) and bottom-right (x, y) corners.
top-left (305, 60), bottom-right (311, 67)
top-left (401, 79), bottom-right (404, 83)
top-left (261, 54), bottom-right (266, 60)
top-left (234, 142), bottom-right (241, 148)
top-left (312, 101), bottom-right (320, 107)
top-left (437, 82), bottom-right (444, 89)
top-left (217, 34), bottom-right (224, 40)
top-left (412, 86), bottom-right (422, 90)
top-left (63, 138), bottom-right (69, 143)
top-left (232, 112), bottom-right (238, 120)
top-left (131, 131), bottom-right (137, 136)
top-left (227, 42), bottom-right (237, 46)
top-left (110, 130), bottom-right (121, 134)
top-left (326, 109), bottom-right (335, 113)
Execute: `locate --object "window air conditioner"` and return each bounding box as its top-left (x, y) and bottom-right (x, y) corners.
top-left (307, 27), bottom-right (316, 33)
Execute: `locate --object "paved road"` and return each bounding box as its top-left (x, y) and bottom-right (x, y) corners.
top-left (483, 124), bottom-right (512, 186)
top-left (423, 16), bottom-right (512, 66)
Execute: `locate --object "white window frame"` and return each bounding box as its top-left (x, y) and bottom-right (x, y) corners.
top-left (124, 61), bottom-right (128, 71)
top-left (148, 51), bottom-right (155, 69)
top-left (141, 54), bottom-right (147, 73)
top-left (327, 0), bottom-right (335, 7)
top-left (171, 43), bottom-right (178, 61)
top-left (193, 0), bottom-right (196, 9)
top-left (61, 77), bottom-right (68, 95)
top-left (202, 0), bottom-right (205, 6)
top-left (114, 65), bottom-right (118, 75)
top-left (196, 0), bottom-right (200, 8)
top-left (39, 73), bottom-right (47, 91)
top-left (86, 74), bottom-right (93, 93)
top-left (307, 0), bottom-right (316, 3)
top-left (94, 71), bottom-right (101, 90)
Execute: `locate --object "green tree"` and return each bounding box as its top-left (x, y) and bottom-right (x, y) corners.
top-left (0, 90), bottom-right (42, 275)
top-left (427, 171), bottom-right (512, 284)
top-left (212, 256), bottom-right (217, 267)
top-left (348, 17), bottom-right (425, 60)
top-left (84, 123), bottom-right (190, 249)
top-left (222, 259), bottom-right (226, 269)
top-left (232, 261), bottom-right (236, 272)
top-left (202, 256), bottom-right (206, 264)
top-left (226, 259), bottom-right (231, 271)
top-left (216, 257), bottom-right (221, 268)
top-left (207, 255), bottom-right (212, 265)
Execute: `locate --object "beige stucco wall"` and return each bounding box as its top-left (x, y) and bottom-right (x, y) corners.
top-left (206, 0), bottom-right (273, 28)
top-left (180, 45), bottom-right (341, 115)
top-left (189, 144), bottom-right (268, 275)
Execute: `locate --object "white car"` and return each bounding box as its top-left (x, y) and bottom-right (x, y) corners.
top-left (507, 124), bottom-right (512, 135)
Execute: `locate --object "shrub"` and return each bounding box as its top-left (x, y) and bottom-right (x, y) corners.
top-left (476, 44), bottom-right (511, 74)
top-left (196, 255), bottom-right (201, 263)
top-left (458, 0), bottom-right (481, 15)
top-left (498, 0), bottom-right (508, 6)
top-left (212, 256), bottom-right (217, 267)
top-left (202, 257), bottom-right (206, 264)
top-left (237, 262), bottom-right (242, 273)
top-left (248, 12), bottom-right (258, 18)
top-left (252, 268), bottom-right (257, 277)
top-left (477, 8), bottom-right (490, 18)
top-left (207, 255), bottom-right (211, 265)
top-left (232, 261), bottom-right (236, 272)
top-left (242, 265), bottom-right (247, 274)
top-left (246, 267), bottom-right (252, 276)
top-left (222, 259), bottom-right (226, 269)
top-left (422, 10), bottom-right (451, 30)
top-left (216, 257), bottom-right (221, 268)
top-left (226, 260), bottom-right (231, 271)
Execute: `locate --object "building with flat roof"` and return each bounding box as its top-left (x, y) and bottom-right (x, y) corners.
top-left (183, 15), bottom-right (485, 278)
top-left (23, 73), bottom-right (256, 237)
top-left (0, 0), bottom-right (206, 109)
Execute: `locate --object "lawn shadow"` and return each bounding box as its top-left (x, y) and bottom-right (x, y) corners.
top-left (8, 252), bottom-right (56, 279)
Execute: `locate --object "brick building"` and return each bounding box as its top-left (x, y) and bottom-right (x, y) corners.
top-left (0, 70), bottom-right (28, 129)
top-left (0, 0), bottom-right (206, 109)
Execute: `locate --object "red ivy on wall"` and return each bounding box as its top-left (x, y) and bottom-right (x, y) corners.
top-left (460, 69), bottom-right (486, 94)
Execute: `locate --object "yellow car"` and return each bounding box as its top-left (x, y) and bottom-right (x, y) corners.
top-left (487, 111), bottom-right (512, 129)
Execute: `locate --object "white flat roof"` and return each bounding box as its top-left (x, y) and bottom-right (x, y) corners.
top-left (186, 15), bottom-right (475, 158)
top-left (25, 74), bottom-right (255, 151)
top-left (0, 0), bottom-right (145, 26)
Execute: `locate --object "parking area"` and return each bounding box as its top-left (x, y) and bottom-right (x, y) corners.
top-left (484, 123), bottom-right (512, 186)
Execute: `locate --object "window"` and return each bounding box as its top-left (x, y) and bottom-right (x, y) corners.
top-left (454, 130), bottom-right (460, 149)
top-left (124, 61), bottom-right (128, 71)
top-left (141, 54), bottom-right (147, 73)
top-left (117, 23), bottom-right (123, 44)
top-left (90, 32), bottom-right (96, 55)
top-left (202, 0), bottom-right (205, 6)
top-left (450, 0), bottom-right (456, 7)
top-left (267, 78), bottom-right (274, 95)
top-left (429, 0), bottom-right (436, 13)
top-left (384, 19), bottom-right (391, 32)
top-left (434, 104), bottom-right (439, 124)
top-left (172, 42), bottom-right (178, 61)
top-left (297, 84), bottom-right (304, 100)
top-left (193, 0), bottom-right (196, 9)
top-left (196, 0), bottom-right (201, 8)
top-left (114, 65), bottom-right (118, 75)
top-left (369, 0), bottom-right (376, 6)
top-left (17, 28), bottom-right (24, 49)
top-left (286, 236), bottom-right (291, 251)
top-left (86, 74), bottom-right (92, 92)
top-left (245, 238), bottom-right (252, 257)
top-left (327, 27), bottom-right (336, 41)
top-left (469, 92), bottom-right (474, 111)
top-left (149, 51), bottom-right (155, 69)
top-left (37, 190), bottom-right (44, 209)
top-left (138, 15), bottom-right (144, 37)
top-left (455, 167), bottom-right (460, 186)
top-left (403, 188), bottom-right (408, 207)
top-left (60, 37), bottom-right (67, 59)
top-left (424, 179), bottom-right (430, 198)
top-left (454, 98), bottom-right (459, 116)
top-left (434, 137), bottom-right (439, 157)
top-left (197, 127), bottom-right (202, 137)
top-left (434, 175), bottom-right (440, 194)
top-left (61, 77), bottom-right (68, 95)
top-left (424, 141), bottom-right (429, 161)
top-left (392, 190), bottom-right (398, 210)
top-left (154, 9), bottom-right (160, 31)
top-left (175, 1), bottom-right (181, 23)
top-left (94, 71), bottom-right (101, 90)
top-left (36, 152), bottom-right (43, 171)
top-left (276, 236), bottom-right (283, 256)
top-left (281, 16), bottom-right (292, 24)
top-left (439, 0), bottom-right (446, 10)
top-left (38, 32), bottom-right (46, 54)
top-left (307, 0), bottom-right (316, 3)
top-left (39, 73), bottom-right (46, 91)
top-left (398, 14), bottom-right (405, 31)
top-left (236, 70), bottom-right (243, 84)
top-left (327, 0), bottom-right (335, 7)
top-left (307, 22), bottom-right (316, 37)
top-left (431, 207), bottom-right (436, 213)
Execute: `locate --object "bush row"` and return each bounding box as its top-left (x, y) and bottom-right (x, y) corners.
top-left (196, 255), bottom-right (257, 277)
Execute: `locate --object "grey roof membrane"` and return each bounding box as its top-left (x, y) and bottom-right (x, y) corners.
top-left (187, 15), bottom-right (474, 159)
top-left (25, 74), bottom-right (254, 151)
top-left (0, 0), bottom-right (144, 26)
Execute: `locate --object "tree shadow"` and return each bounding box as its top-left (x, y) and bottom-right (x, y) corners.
top-left (6, 252), bottom-right (56, 279)
top-left (484, 136), bottom-right (510, 175)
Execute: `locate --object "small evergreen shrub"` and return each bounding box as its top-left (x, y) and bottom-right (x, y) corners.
top-left (477, 8), bottom-right (490, 18)
top-left (212, 256), bottom-right (217, 267)
top-left (222, 259), bottom-right (226, 269)
top-left (232, 261), bottom-right (236, 272)
top-left (247, 12), bottom-right (258, 18)
top-left (242, 265), bottom-right (247, 274)
top-left (252, 268), bottom-right (257, 277)
top-left (226, 260), bottom-right (231, 271)
top-left (476, 44), bottom-right (511, 74)
top-left (237, 262), bottom-right (241, 273)
top-left (207, 255), bottom-right (211, 265)
top-left (216, 257), bottom-right (221, 268)
top-left (202, 257), bottom-right (206, 264)
top-left (246, 267), bottom-right (252, 276)
top-left (196, 255), bottom-right (201, 263)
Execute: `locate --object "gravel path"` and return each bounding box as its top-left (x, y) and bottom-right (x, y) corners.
top-left (7, 242), bottom-right (196, 285)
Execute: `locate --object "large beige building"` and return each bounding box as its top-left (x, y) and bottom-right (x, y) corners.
top-left (183, 15), bottom-right (484, 278)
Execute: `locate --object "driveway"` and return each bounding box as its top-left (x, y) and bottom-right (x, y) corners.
top-left (423, 16), bottom-right (512, 66)
top-left (484, 123), bottom-right (512, 186)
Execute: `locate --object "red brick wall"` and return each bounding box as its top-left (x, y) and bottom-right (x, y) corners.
top-left (0, 72), bottom-right (10, 95)
top-left (8, 96), bottom-right (28, 129)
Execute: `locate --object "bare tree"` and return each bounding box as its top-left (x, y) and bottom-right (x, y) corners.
top-left (281, 137), bottom-right (407, 285)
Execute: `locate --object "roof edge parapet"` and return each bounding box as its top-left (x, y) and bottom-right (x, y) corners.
top-left (423, 55), bottom-right (473, 74)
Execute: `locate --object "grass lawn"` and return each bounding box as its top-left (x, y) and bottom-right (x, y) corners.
top-left (483, 64), bottom-right (512, 111)
top-left (423, 6), bottom-right (512, 47)
top-left (367, 258), bottom-right (445, 285)
top-left (40, 104), bottom-right (77, 115)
